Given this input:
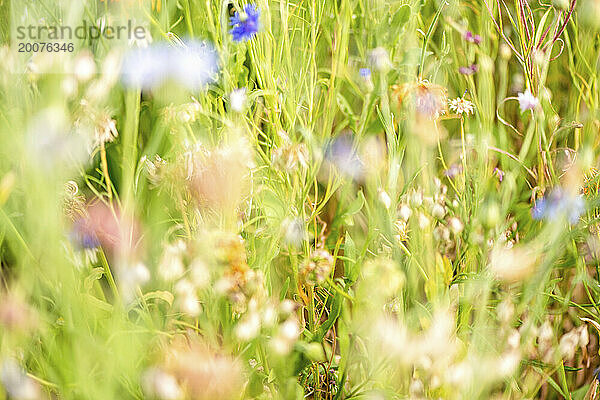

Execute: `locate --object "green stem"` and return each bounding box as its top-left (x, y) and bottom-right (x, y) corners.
top-left (460, 116), bottom-right (468, 189)
top-left (99, 249), bottom-right (120, 301)
top-left (0, 208), bottom-right (35, 260)
top-left (307, 286), bottom-right (316, 333)
top-left (325, 277), bottom-right (355, 302)
top-left (418, 0), bottom-right (447, 78)
top-left (122, 89), bottom-right (141, 205)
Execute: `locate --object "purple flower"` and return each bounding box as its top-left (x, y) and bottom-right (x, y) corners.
top-left (230, 4), bottom-right (261, 42)
top-left (359, 68), bottom-right (371, 79)
top-left (325, 135), bottom-right (364, 180)
top-left (444, 164), bottom-right (463, 178)
top-left (532, 189), bottom-right (584, 224)
top-left (459, 64), bottom-right (478, 75)
top-left (464, 31), bottom-right (482, 44)
top-left (493, 167), bottom-right (504, 182)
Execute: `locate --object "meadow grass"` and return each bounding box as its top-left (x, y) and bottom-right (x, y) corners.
top-left (0, 0), bottom-right (600, 398)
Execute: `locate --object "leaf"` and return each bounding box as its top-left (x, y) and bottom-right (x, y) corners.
top-left (139, 291), bottom-right (175, 307)
top-left (312, 292), bottom-right (344, 343)
top-left (543, 372), bottom-right (569, 399)
top-left (267, 369), bottom-right (276, 383)
top-left (534, 8), bottom-right (553, 48)
top-left (245, 370), bottom-right (266, 398)
top-left (530, 361), bottom-right (572, 399)
top-left (336, 93), bottom-right (355, 118)
top-left (386, 5), bottom-right (411, 41)
top-left (280, 277), bottom-right (290, 301)
top-left (390, 5), bottom-right (411, 27)
top-left (84, 267), bottom-right (106, 291)
top-left (84, 294), bottom-right (112, 312)
top-left (344, 233), bottom-right (359, 285)
top-left (0, 172), bottom-right (15, 206)
top-left (435, 254), bottom-right (453, 287)
top-left (261, 188), bottom-right (286, 221)
top-left (557, 361), bottom-right (572, 400)
top-left (295, 341), bottom-right (325, 362)
top-left (345, 190), bottom-right (365, 217)
top-left (341, 190), bottom-right (366, 226)
top-left (365, 115), bottom-right (385, 135)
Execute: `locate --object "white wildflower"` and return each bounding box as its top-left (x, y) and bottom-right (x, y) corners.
top-left (538, 320), bottom-right (554, 343)
top-left (369, 47), bottom-right (392, 72)
top-left (577, 325), bottom-right (589, 348)
top-left (73, 51), bottom-right (96, 82)
top-left (235, 313), bottom-right (261, 341)
top-left (431, 203), bottom-right (446, 219)
top-left (261, 304), bottom-right (277, 327)
top-left (142, 368), bottom-right (182, 400)
top-left (189, 259), bottom-right (210, 289)
top-left (280, 318), bottom-right (300, 341)
top-left (409, 379), bottom-right (425, 397)
top-left (408, 189), bottom-right (423, 207)
top-left (448, 97), bottom-right (474, 115)
top-left (271, 318), bottom-right (300, 355)
top-left (174, 279), bottom-right (201, 316)
top-left (398, 204), bottom-right (412, 221)
top-left (279, 299), bottom-right (297, 315)
top-left (118, 262), bottom-right (151, 302)
top-left (433, 226), bottom-right (450, 241)
top-left (230, 88), bottom-right (247, 112)
top-left (158, 241), bottom-right (186, 281)
top-left (282, 217), bottom-right (305, 246)
top-left (418, 213), bottom-right (430, 229)
top-left (94, 113), bottom-right (118, 146)
top-left (497, 350), bottom-right (520, 376)
top-left (517, 89), bottom-right (540, 112)
top-left (448, 217), bottom-right (464, 234)
top-left (0, 360), bottom-right (39, 400)
top-left (378, 189), bottom-right (392, 209)
top-left (180, 294), bottom-right (201, 316)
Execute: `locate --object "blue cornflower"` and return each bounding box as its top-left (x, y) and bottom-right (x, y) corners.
top-left (359, 68), bottom-right (371, 79)
top-left (121, 40), bottom-right (219, 90)
top-left (71, 218), bottom-right (100, 249)
top-left (531, 189), bottom-right (585, 225)
top-left (531, 198), bottom-right (546, 221)
top-left (325, 134), bottom-right (365, 180)
top-left (230, 4), bottom-right (261, 42)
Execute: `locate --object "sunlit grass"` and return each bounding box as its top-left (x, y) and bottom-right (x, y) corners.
top-left (0, 0), bottom-right (600, 398)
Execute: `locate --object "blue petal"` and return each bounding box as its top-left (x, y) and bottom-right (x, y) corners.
top-left (229, 4), bottom-right (261, 42)
top-left (531, 198), bottom-right (546, 220)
